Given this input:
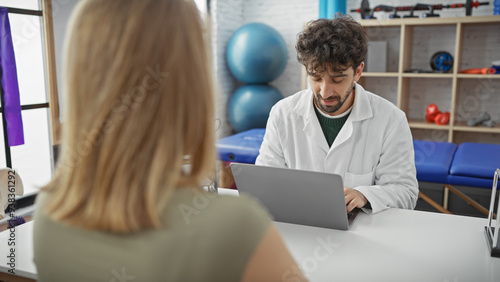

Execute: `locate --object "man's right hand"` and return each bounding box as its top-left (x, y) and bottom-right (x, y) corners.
top-left (344, 187), bottom-right (368, 212)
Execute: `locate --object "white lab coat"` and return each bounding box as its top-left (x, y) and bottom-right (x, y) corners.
top-left (255, 83), bottom-right (419, 214)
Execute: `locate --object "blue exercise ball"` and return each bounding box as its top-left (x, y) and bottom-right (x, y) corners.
top-left (228, 85), bottom-right (283, 133)
top-left (226, 23), bottom-right (288, 84)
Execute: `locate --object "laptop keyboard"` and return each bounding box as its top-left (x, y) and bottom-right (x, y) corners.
top-left (347, 212), bottom-right (353, 219)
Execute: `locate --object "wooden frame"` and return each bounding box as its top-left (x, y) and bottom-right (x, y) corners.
top-left (419, 184), bottom-right (492, 216)
top-left (418, 191), bottom-right (452, 214)
top-left (42, 0), bottom-right (61, 145)
top-left (444, 184), bottom-right (490, 216)
top-left (0, 272), bottom-right (36, 282)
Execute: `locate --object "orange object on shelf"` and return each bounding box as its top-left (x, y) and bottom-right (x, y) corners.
top-left (459, 68), bottom-right (496, 74)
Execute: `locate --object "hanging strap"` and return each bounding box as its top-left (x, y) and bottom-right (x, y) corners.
top-left (0, 7), bottom-right (24, 146)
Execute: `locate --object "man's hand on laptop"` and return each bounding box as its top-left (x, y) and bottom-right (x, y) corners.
top-left (344, 188), bottom-right (368, 212)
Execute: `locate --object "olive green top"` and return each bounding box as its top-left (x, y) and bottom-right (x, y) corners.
top-left (33, 188), bottom-right (271, 282)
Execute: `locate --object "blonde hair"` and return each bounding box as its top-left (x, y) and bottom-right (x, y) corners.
top-left (43, 0), bottom-right (215, 233)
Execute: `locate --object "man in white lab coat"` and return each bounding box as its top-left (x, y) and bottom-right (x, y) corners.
top-left (255, 16), bottom-right (419, 214)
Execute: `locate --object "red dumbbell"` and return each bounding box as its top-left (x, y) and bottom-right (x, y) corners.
top-left (434, 112), bottom-right (450, 125)
top-left (425, 104), bottom-right (450, 125)
top-left (425, 104), bottom-right (439, 123)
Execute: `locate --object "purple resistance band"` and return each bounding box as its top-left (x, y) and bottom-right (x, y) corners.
top-left (0, 7), bottom-right (24, 146)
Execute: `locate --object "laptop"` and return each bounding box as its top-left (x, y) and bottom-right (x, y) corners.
top-left (230, 163), bottom-right (359, 230)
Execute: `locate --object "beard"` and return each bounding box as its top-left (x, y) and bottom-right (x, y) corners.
top-left (313, 81), bottom-right (355, 114)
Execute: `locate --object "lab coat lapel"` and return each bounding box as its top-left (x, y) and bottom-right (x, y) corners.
top-left (329, 83), bottom-right (373, 152)
top-left (330, 120), bottom-right (353, 151)
top-left (294, 89), bottom-right (330, 153)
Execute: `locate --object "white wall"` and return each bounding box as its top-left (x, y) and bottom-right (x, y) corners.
top-left (51, 0), bottom-right (80, 121)
top-left (211, 0), bottom-right (245, 138)
top-left (242, 0), bottom-right (318, 98)
top-left (212, 0), bottom-right (319, 138)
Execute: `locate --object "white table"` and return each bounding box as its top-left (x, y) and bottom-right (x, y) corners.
top-left (278, 209), bottom-right (500, 281)
top-left (0, 221), bottom-right (36, 281)
top-left (220, 188), bottom-right (500, 282)
top-left (1, 188), bottom-right (499, 282)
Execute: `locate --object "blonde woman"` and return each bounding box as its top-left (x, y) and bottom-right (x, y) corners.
top-left (33, 0), bottom-right (305, 281)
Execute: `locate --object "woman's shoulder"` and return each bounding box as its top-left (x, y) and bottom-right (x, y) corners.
top-left (172, 188), bottom-right (272, 228)
top-left (34, 188), bottom-right (272, 237)
top-left (215, 193), bottom-right (271, 223)
top-left (33, 191), bottom-right (50, 219)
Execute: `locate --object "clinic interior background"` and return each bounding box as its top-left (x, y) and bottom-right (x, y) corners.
top-left (1, 0), bottom-right (498, 214)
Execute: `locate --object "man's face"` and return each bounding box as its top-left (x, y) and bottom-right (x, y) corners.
top-left (309, 63), bottom-right (363, 116)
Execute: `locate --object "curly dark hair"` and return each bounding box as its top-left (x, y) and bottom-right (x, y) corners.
top-left (296, 15), bottom-right (367, 76)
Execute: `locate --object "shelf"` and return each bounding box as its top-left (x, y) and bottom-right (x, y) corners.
top-left (457, 74), bottom-right (500, 79)
top-left (409, 120), bottom-right (500, 133)
top-left (398, 73), bottom-right (500, 79)
top-left (359, 15), bottom-right (500, 27)
top-left (402, 73), bottom-right (453, 78)
top-left (343, 16), bottom-right (500, 144)
top-left (362, 72), bottom-right (399, 77)
top-left (409, 119), bottom-right (450, 130)
top-left (453, 122), bottom-right (500, 133)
